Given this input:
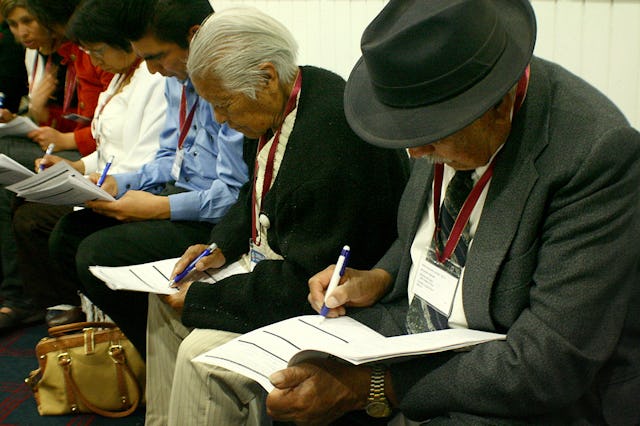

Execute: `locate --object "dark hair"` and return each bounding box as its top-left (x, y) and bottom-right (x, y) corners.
top-left (66, 0), bottom-right (132, 52)
top-left (25, 0), bottom-right (80, 32)
top-left (120, 0), bottom-right (213, 48)
top-left (0, 0), bottom-right (28, 19)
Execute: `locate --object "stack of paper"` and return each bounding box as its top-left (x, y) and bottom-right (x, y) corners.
top-left (5, 161), bottom-right (115, 205)
top-left (192, 315), bottom-right (506, 392)
top-left (0, 154), bottom-right (35, 186)
top-left (0, 116), bottom-right (39, 138)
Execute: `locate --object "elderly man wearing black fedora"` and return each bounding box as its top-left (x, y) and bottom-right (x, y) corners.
top-left (266, 0), bottom-right (640, 424)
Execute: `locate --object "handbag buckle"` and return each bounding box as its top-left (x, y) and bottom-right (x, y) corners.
top-left (108, 345), bottom-right (124, 363)
top-left (57, 352), bottom-right (71, 365)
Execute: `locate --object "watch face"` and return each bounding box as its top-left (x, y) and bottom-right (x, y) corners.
top-left (366, 401), bottom-right (391, 418)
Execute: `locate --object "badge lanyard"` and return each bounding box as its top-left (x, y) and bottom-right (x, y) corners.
top-left (93, 59), bottom-right (141, 161)
top-left (178, 85), bottom-right (199, 150)
top-left (431, 160), bottom-right (496, 264)
top-left (251, 71), bottom-right (302, 245)
top-left (93, 59), bottom-right (140, 125)
top-left (170, 85), bottom-right (199, 181)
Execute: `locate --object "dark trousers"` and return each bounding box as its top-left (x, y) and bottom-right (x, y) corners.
top-left (0, 136), bottom-right (80, 311)
top-left (49, 208), bottom-right (212, 356)
top-left (13, 202), bottom-right (75, 309)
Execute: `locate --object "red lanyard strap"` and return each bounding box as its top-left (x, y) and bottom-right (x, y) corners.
top-left (177, 86), bottom-right (199, 149)
top-left (62, 56), bottom-right (77, 115)
top-left (432, 160), bottom-right (495, 263)
top-left (251, 71), bottom-right (302, 244)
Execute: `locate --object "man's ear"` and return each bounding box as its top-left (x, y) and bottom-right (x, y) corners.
top-left (186, 25), bottom-right (200, 43)
top-left (258, 62), bottom-right (279, 90)
top-left (494, 90), bottom-right (517, 125)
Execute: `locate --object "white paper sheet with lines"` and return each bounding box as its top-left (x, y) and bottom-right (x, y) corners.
top-left (89, 258), bottom-right (250, 295)
top-left (193, 315), bottom-right (505, 392)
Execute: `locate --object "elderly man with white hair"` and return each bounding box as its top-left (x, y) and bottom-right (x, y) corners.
top-left (144, 6), bottom-right (410, 426)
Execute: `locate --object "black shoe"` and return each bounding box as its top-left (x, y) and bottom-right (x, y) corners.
top-left (45, 306), bottom-right (85, 328)
top-left (0, 305), bottom-right (45, 333)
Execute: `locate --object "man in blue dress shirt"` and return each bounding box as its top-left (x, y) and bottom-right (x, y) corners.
top-left (47, 0), bottom-right (248, 354)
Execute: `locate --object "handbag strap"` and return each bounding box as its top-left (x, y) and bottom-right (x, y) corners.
top-left (49, 321), bottom-right (117, 337)
top-left (58, 345), bottom-right (142, 418)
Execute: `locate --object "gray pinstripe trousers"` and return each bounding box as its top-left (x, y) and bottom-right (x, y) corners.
top-left (146, 294), bottom-right (271, 425)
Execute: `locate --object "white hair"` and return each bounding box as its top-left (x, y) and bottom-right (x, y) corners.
top-left (187, 7), bottom-right (299, 99)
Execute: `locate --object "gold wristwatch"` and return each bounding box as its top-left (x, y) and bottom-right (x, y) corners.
top-left (365, 364), bottom-right (392, 418)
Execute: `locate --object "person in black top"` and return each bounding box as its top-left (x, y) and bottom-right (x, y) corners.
top-left (0, 14), bottom-right (27, 114)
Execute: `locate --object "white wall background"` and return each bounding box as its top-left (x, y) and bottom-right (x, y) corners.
top-left (211, 0), bottom-right (640, 129)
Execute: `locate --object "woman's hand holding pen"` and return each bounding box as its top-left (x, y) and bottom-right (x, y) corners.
top-left (34, 153), bottom-right (62, 172)
top-left (307, 267), bottom-right (394, 317)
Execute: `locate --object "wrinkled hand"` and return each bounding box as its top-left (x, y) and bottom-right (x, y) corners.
top-left (307, 267), bottom-right (393, 318)
top-left (161, 281), bottom-right (192, 314)
top-left (267, 358), bottom-right (370, 425)
top-left (85, 190), bottom-right (170, 221)
top-left (159, 244), bottom-right (227, 313)
top-left (170, 243), bottom-right (226, 281)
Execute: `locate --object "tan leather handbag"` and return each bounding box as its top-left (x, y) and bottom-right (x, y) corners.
top-left (25, 322), bottom-right (145, 417)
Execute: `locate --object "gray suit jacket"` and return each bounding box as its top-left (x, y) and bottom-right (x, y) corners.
top-left (353, 58), bottom-right (640, 424)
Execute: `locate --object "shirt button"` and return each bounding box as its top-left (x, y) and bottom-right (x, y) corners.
top-left (79, 101), bottom-right (85, 110)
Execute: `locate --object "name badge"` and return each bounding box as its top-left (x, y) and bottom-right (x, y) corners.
top-left (63, 113), bottom-right (92, 124)
top-left (171, 148), bottom-right (184, 181)
top-left (413, 249), bottom-right (462, 317)
top-left (249, 240), bottom-right (267, 271)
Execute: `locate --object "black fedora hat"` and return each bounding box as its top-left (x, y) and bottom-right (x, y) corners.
top-left (344, 0), bottom-right (536, 148)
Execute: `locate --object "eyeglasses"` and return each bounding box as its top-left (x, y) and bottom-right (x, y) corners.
top-left (79, 44), bottom-right (107, 59)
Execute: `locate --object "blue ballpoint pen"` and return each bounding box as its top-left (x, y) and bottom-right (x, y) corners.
top-left (320, 245), bottom-right (351, 317)
top-left (168, 243), bottom-right (218, 288)
top-left (38, 143), bottom-right (55, 172)
top-left (96, 155), bottom-right (114, 187)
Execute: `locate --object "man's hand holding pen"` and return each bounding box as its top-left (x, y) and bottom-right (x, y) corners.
top-left (87, 174), bottom-right (118, 196)
top-left (161, 243), bottom-right (226, 313)
top-left (307, 267), bottom-right (394, 317)
top-left (170, 243), bottom-right (226, 283)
